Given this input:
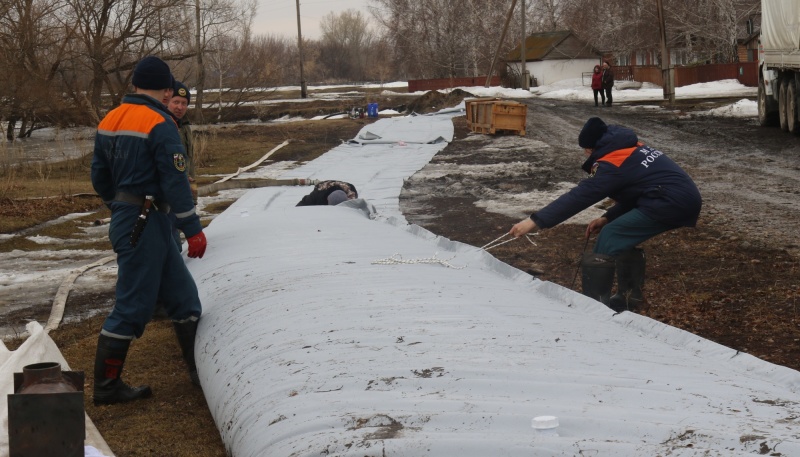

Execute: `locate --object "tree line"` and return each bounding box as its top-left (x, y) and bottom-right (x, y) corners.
top-left (0, 0), bottom-right (756, 135)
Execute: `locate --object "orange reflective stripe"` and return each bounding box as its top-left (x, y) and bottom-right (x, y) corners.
top-left (98, 104), bottom-right (166, 135)
top-left (597, 143), bottom-right (643, 167)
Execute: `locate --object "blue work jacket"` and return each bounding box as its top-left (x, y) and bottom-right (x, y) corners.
top-left (91, 94), bottom-right (202, 238)
top-left (532, 125), bottom-right (702, 229)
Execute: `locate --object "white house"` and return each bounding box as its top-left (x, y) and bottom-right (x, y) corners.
top-left (506, 30), bottom-right (602, 87)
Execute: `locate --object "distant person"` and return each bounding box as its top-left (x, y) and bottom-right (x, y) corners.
top-left (91, 55), bottom-right (207, 405)
top-left (508, 117), bottom-right (701, 312)
top-left (296, 180), bottom-right (358, 206)
top-left (591, 64), bottom-right (605, 107)
top-left (601, 61), bottom-right (614, 106)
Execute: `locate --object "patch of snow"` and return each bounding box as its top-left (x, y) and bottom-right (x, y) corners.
top-left (698, 99), bottom-right (758, 118)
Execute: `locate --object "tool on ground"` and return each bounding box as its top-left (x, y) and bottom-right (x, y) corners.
top-left (129, 195), bottom-right (154, 247)
top-left (481, 232), bottom-right (538, 251)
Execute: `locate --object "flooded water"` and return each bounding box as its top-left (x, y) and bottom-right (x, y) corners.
top-left (0, 126), bottom-right (95, 166)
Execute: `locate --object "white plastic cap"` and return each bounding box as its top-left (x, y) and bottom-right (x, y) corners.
top-left (531, 415), bottom-right (559, 429)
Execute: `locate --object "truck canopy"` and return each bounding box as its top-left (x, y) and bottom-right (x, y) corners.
top-left (761, 0), bottom-right (800, 52)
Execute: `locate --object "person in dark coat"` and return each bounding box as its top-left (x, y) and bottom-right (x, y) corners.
top-left (509, 117), bottom-right (702, 312)
top-left (296, 180), bottom-right (358, 206)
top-left (591, 64), bottom-right (604, 107)
top-left (168, 81), bottom-right (196, 204)
top-left (601, 61), bottom-right (614, 106)
top-left (91, 56), bottom-right (207, 405)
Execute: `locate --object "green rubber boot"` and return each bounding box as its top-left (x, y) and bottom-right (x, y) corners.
top-left (609, 248), bottom-right (646, 312)
top-left (580, 253), bottom-right (616, 305)
top-left (174, 318), bottom-right (200, 386)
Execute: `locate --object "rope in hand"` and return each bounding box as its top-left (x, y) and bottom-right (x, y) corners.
top-left (372, 252), bottom-right (466, 269)
top-left (481, 232), bottom-right (538, 251)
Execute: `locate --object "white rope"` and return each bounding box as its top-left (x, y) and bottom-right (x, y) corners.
top-left (372, 252), bottom-right (466, 269)
top-left (481, 233), bottom-right (510, 250)
top-left (482, 232), bottom-right (538, 251)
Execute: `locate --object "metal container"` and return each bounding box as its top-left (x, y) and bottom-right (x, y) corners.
top-left (8, 362), bottom-right (85, 457)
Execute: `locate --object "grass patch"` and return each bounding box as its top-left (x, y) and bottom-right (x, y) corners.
top-left (0, 152), bottom-right (95, 199)
top-left (0, 195), bottom-right (103, 233)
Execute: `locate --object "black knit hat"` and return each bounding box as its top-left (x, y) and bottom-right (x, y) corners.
top-left (578, 117), bottom-right (608, 149)
top-left (132, 56), bottom-right (173, 90)
top-left (173, 80), bottom-right (191, 104)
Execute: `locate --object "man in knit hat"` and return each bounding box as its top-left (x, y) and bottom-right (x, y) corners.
top-left (168, 80), bottom-right (196, 204)
top-left (508, 117), bottom-right (702, 313)
top-left (91, 55), bottom-right (207, 405)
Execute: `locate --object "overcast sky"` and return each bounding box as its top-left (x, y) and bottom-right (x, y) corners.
top-left (253, 0), bottom-right (371, 39)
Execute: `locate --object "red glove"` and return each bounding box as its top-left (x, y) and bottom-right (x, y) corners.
top-left (187, 231), bottom-right (207, 258)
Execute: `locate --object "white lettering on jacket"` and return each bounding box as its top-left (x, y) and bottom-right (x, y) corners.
top-left (639, 146), bottom-right (663, 168)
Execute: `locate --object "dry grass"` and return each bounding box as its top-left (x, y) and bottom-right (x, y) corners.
top-left (0, 149), bottom-right (95, 200)
top-left (0, 194), bottom-right (103, 236)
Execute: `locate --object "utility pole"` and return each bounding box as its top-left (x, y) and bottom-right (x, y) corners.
top-left (485, 0), bottom-right (518, 87)
top-left (521, 0), bottom-right (529, 89)
top-left (656, 0), bottom-right (674, 103)
top-left (295, 0), bottom-right (308, 99)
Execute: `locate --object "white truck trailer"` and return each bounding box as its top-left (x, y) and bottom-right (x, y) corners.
top-left (758, 0), bottom-right (800, 132)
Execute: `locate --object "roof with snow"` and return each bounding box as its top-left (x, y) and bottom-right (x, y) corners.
top-left (506, 30), bottom-right (601, 62)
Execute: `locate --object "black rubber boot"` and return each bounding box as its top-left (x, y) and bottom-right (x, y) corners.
top-left (173, 319), bottom-right (200, 386)
top-left (580, 253), bottom-right (615, 305)
top-left (93, 334), bottom-right (152, 405)
top-left (609, 248), bottom-right (646, 312)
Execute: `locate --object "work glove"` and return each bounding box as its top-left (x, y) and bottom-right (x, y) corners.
top-left (187, 231), bottom-right (207, 258)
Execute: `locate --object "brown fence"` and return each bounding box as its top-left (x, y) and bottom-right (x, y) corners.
top-left (408, 76), bottom-right (501, 92)
top-left (617, 62), bottom-right (758, 88)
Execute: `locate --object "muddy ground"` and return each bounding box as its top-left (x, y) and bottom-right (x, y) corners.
top-left (6, 94), bottom-right (800, 456)
top-left (402, 97), bottom-right (800, 372)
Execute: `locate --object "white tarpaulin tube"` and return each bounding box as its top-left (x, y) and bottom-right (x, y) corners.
top-left (189, 112), bottom-right (800, 456)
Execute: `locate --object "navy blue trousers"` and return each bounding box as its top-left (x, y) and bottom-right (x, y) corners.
top-left (102, 202), bottom-right (201, 339)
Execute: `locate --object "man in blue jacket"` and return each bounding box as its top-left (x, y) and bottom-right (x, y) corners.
top-left (91, 56), bottom-right (208, 404)
top-left (509, 117), bottom-right (702, 312)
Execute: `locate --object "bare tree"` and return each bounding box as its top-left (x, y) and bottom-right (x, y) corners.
top-left (369, 0), bottom-right (522, 80)
top-left (63, 0), bottom-right (188, 117)
top-left (203, 31), bottom-right (287, 121)
top-left (0, 0), bottom-right (73, 138)
top-left (191, 0), bottom-right (256, 122)
top-left (317, 9), bottom-right (374, 82)
top-left (561, 0), bottom-right (659, 63)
